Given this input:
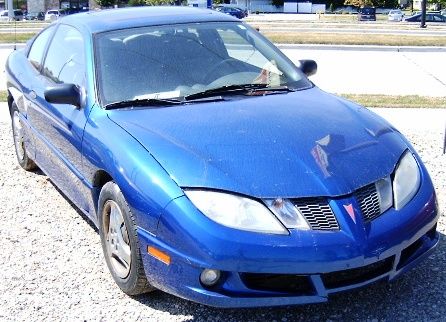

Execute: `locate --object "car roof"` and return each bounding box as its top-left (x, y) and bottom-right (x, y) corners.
top-left (59, 7), bottom-right (238, 34)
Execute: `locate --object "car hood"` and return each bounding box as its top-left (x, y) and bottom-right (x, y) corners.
top-left (107, 87), bottom-right (407, 198)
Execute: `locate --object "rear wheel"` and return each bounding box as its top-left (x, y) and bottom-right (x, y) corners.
top-left (98, 181), bottom-right (155, 295)
top-left (11, 104), bottom-right (36, 171)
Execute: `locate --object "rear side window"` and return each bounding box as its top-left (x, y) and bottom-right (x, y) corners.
top-left (28, 26), bottom-right (55, 71)
top-left (43, 24), bottom-right (86, 86)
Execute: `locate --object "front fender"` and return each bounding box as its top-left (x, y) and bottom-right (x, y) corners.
top-left (82, 104), bottom-right (184, 232)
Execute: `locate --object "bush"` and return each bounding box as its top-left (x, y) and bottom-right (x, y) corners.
top-left (128, 0), bottom-right (145, 6)
top-left (146, 0), bottom-right (173, 4)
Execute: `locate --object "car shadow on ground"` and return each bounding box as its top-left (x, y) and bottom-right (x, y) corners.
top-left (133, 232), bottom-right (444, 321)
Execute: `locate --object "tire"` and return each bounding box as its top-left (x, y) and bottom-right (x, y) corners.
top-left (98, 181), bottom-right (155, 295)
top-left (11, 103), bottom-right (36, 171)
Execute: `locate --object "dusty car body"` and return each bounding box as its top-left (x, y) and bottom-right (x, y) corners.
top-left (5, 7), bottom-right (439, 308)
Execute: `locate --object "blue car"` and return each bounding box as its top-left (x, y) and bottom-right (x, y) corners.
top-left (5, 7), bottom-right (438, 308)
top-left (214, 5), bottom-right (247, 19)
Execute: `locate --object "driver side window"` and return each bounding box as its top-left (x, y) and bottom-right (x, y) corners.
top-left (42, 24), bottom-right (86, 87)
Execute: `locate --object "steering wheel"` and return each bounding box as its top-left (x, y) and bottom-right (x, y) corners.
top-left (203, 58), bottom-right (241, 84)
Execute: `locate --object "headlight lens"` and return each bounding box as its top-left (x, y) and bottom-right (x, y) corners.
top-left (185, 190), bottom-right (288, 235)
top-left (264, 198), bottom-right (310, 230)
top-left (393, 151), bottom-right (421, 210)
top-left (375, 176), bottom-right (393, 213)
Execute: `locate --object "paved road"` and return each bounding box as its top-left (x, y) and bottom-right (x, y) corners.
top-left (2, 46), bottom-right (445, 97)
top-left (284, 48), bottom-right (446, 97)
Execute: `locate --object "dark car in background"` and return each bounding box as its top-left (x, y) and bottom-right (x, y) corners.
top-left (25, 11), bottom-right (45, 20)
top-left (405, 13), bottom-right (446, 22)
top-left (214, 5), bottom-right (247, 19)
top-left (358, 7), bottom-right (376, 21)
top-left (0, 9), bottom-right (24, 21)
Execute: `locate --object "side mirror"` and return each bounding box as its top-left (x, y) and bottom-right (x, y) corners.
top-left (44, 83), bottom-right (82, 108)
top-left (299, 59), bottom-right (317, 77)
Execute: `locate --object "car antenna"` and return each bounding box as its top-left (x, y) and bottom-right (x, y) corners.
top-left (14, 15), bottom-right (17, 50)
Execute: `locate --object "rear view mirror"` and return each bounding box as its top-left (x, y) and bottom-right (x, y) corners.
top-left (299, 60), bottom-right (317, 77)
top-left (44, 83), bottom-right (82, 108)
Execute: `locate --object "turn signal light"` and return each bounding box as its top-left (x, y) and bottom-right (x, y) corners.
top-left (148, 246), bottom-right (171, 265)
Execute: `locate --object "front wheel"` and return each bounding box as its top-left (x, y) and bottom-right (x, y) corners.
top-left (11, 104), bottom-right (36, 171)
top-left (98, 181), bottom-right (155, 295)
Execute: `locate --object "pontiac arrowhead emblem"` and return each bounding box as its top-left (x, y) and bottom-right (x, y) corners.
top-left (344, 203), bottom-right (356, 223)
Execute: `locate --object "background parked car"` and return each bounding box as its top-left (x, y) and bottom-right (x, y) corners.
top-left (25, 11), bottom-right (45, 21)
top-left (45, 9), bottom-right (66, 21)
top-left (0, 9), bottom-right (24, 21)
top-left (214, 6), bottom-right (247, 19)
top-left (388, 9), bottom-right (404, 21)
top-left (405, 13), bottom-right (446, 22)
top-left (358, 7), bottom-right (376, 21)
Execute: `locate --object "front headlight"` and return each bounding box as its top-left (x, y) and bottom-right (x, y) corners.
top-left (393, 151), bottom-right (421, 210)
top-left (184, 190), bottom-right (288, 235)
top-left (263, 198), bottom-right (310, 230)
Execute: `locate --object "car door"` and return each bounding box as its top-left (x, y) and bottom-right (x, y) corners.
top-left (27, 24), bottom-right (91, 212)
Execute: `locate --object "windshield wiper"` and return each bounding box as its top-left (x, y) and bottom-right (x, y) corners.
top-left (184, 84), bottom-right (293, 101)
top-left (104, 98), bottom-right (183, 110)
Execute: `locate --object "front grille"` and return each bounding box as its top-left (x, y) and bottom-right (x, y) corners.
top-left (321, 256), bottom-right (394, 289)
top-left (293, 198), bottom-right (339, 230)
top-left (355, 183), bottom-right (381, 222)
top-left (240, 273), bottom-right (315, 295)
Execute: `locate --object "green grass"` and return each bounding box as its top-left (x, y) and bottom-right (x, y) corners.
top-left (3, 31), bottom-right (444, 46)
top-left (0, 91), bottom-right (7, 102)
top-left (0, 32), bottom-right (35, 43)
top-left (340, 94), bottom-right (446, 108)
top-left (263, 32), bottom-right (446, 46)
top-left (0, 90), bottom-right (444, 108)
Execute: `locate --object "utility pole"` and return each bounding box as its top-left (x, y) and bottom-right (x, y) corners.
top-left (420, 0), bottom-right (427, 28)
top-left (7, 0), bottom-right (13, 21)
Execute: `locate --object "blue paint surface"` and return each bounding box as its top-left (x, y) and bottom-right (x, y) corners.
top-left (5, 7), bottom-right (439, 308)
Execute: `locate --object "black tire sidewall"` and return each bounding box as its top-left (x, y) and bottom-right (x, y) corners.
top-left (11, 104), bottom-right (35, 171)
top-left (98, 181), bottom-right (145, 294)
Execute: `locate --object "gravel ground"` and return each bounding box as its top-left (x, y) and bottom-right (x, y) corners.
top-left (0, 105), bottom-right (445, 321)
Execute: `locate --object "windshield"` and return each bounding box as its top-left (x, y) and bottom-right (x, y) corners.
top-left (361, 8), bottom-right (375, 14)
top-left (95, 22), bottom-right (311, 106)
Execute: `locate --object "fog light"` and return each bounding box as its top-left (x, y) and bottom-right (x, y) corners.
top-left (200, 269), bottom-right (221, 287)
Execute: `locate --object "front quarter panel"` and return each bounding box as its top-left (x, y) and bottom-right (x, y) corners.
top-left (82, 105), bottom-right (184, 231)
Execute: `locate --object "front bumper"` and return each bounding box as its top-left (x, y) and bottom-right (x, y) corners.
top-left (137, 175), bottom-right (439, 308)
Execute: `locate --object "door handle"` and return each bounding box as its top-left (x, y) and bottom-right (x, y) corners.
top-left (30, 90), bottom-right (37, 99)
